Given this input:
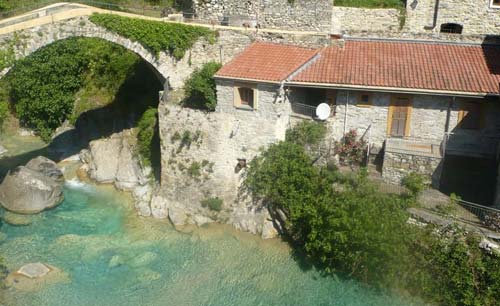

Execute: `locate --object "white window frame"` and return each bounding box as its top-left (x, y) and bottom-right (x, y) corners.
top-left (491, 0), bottom-right (500, 9)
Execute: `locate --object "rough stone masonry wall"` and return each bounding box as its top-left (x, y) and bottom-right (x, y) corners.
top-left (331, 7), bottom-right (401, 36)
top-left (192, 0), bottom-right (333, 32)
top-left (405, 0), bottom-right (500, 36)
top-left (382, 151), bottom-right (443, 186)
top-left (153, 81), bottom-right (290, 238)
top-left (326, 90), bottom-right (451, 151)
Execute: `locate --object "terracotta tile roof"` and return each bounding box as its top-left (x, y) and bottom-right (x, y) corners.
top-left (215, 41), bottom-right (319, 82)
top-left (291, 40), bottom-right (500, 95)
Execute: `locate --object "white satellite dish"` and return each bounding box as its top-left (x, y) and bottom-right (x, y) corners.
top-left (315, 103), bottom-right (331, 121)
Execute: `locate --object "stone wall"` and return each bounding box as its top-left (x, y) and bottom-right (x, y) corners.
top-left (192, 0), bottom-right (333, 32)
top-left (405, 0), bottom-right (500, 36)
top-left (152, 81), bottom-right (289, 238)
top-left (382, 150), bottom-right (443, 186)
top-left (331, 7), bottom-right (401, 35)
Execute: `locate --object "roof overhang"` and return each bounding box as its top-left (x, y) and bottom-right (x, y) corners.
top-left (214, 75), bottom-right (281, 85)
top-left (285, 81), bottom-right (497, 98)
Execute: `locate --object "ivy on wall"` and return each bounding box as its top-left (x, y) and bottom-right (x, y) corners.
top-left (89, 13), bottom-right (216, 60)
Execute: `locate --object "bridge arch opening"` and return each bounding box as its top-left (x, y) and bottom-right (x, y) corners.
top-left (0, 36), bottom-right (164, 181)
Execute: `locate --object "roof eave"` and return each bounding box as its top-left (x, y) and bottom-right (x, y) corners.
top-left (285, 81), bottom-right (495, 98)
top-left (214, 75), bottom-right (282, 85)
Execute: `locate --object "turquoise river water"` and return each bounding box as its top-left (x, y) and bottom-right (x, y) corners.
top-left (0, 156), bottom-right (426, 305)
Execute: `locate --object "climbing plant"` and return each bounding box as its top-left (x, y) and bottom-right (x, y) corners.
top-left (89, 13), bottom-right (216, 60)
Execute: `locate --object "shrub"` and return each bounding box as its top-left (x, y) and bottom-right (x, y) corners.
top-left (89, 14), bottom-right (216, 60)
top-left (401, 172), bottom-right (427, 199)
top-left (183, 61), bottom-right (222, 111)
top-left (285, 121), bottom-right (326, 147)
top-left (201, 197), bottom-right (223, 212)
top-left (333, 129), bottom-right (367, 166)
top-left (187, 161), bottom-right (201, 177)
top-left (137, 108), bottom-right (158, 167)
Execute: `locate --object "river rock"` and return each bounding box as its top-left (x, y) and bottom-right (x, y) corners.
top-left (5, 263), bottom-right (70, 292)
top-left (150, 195), bottom-right (168, 219)
top-left (0, 161), bottom-right (64, 214)
top-left (3, 211), bottom-right (33, 226)
top-left (261, 220), bottom-right (278, 239)
top-left (88, 137), bottom-right (121, 183)
top-left (17, 263), bottom-right (50, 279)
top-left (0, 145), bottom-right (7, 156)
top-left (25, 156), bottom-right (64, 183)
top-left (133, 185), bottom-right (152, 217)
top-left (168, 207), bottom-right (188, 226)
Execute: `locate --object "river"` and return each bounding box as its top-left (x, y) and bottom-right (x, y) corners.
top-left (0, 135), bottom-right (425, 306)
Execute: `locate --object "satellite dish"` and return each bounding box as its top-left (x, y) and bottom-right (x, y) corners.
top-left (316, 103), bottom-right (331, 120)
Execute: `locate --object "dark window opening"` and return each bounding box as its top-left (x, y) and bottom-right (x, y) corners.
top-left (492, 0), bottom-right (500, 7)
top-left (239, 87), bottom-right (254, 107)
top-left (440, 23), bottom-right (463, 34)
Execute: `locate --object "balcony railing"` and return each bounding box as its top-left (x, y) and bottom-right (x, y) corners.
top-left (291, 102), bottom-right (336, 119)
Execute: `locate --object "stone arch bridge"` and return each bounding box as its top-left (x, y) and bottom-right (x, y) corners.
top-left (0, 3), bottom-right (233, 91)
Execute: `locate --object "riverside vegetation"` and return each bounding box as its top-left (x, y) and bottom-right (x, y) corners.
top-left (245, 120), bottom-right (500, 306)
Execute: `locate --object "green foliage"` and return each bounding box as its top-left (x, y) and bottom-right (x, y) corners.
top-left (0, 101), bottom-right (8, 131)
top-left (245, 127), bottom-right (500, 305)
top-left (4, 37), bottom-right (140, 141)
top-left (137, 108), bottom-right (158, 167)
top-left (0, 42), bottom-right (15, 71)
top-left (401, 172), bottom-right (428, 199)
top-left (187, 161), bottom-right (201, 177)
top-left (285, 121), bottom-right (326, 147)
top-left (333, 129), bottom-right (367, 166)
top-left (183, 61), bottom-right (222, 111)
top-left (89, 13), bottom-right (216, 60)
top-left (334, 0), bottom-right (405, 9)
top-left (201, 197), bottom-right (223, 212)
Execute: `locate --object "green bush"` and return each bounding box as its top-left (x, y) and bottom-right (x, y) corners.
top-left (187, 161), bottom-right (201, 177)
top-left (285, 121), bottom-right (326, 147)
top-left (201, 197), bottom-right (223, 212)
top-left (5, 37), bottom-right (140, 141)
top-left (89, 13), bottom-right (216, 60)
top-left (183, 61), bottom-right (222, 111)
top-left (401, 172), bottom-right (427, 199)
top-left (245, 133), bottom-right (500, 305)
top-left (137, 108), bottom-right (158, 167)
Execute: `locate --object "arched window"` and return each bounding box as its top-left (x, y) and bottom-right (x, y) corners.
top-left (440, 23), bottom-right (463, 34)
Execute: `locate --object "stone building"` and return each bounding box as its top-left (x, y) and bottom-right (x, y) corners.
top-left (214, 39), bottom-right (500, 204)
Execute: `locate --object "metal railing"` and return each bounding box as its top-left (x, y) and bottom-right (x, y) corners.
top-left (455, 200), bottom-right (500, 231)
top-left (0, 1), bottom-right (172, 21)
top-left (290, 102), bottom-right (318, 118)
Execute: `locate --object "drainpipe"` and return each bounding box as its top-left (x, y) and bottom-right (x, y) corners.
top-left (424, 0), bottom-right (440, 30)
top-left (343, 91), bottom-right (349, 135)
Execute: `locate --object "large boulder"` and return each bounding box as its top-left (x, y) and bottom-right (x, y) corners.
top-left (87, 132), bottom-right (148, 189)
top-left (25, 156), bottom-right (64, 183)
top-left (0, 157), bottom-right (64, 214)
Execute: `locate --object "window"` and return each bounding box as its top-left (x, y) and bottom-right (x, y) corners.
top-left (440, 23), bottom-right (463, 34)
top-left (357, 93), bottom-right (372, 107)
top-left (239, 88), bottom-right (254, 107)
top-left (457, 102), bottom-right (482, 130)
top-left (491, 0), bottom-right (500, 8)
top-left (234, 84), bottom-right (257, 109)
